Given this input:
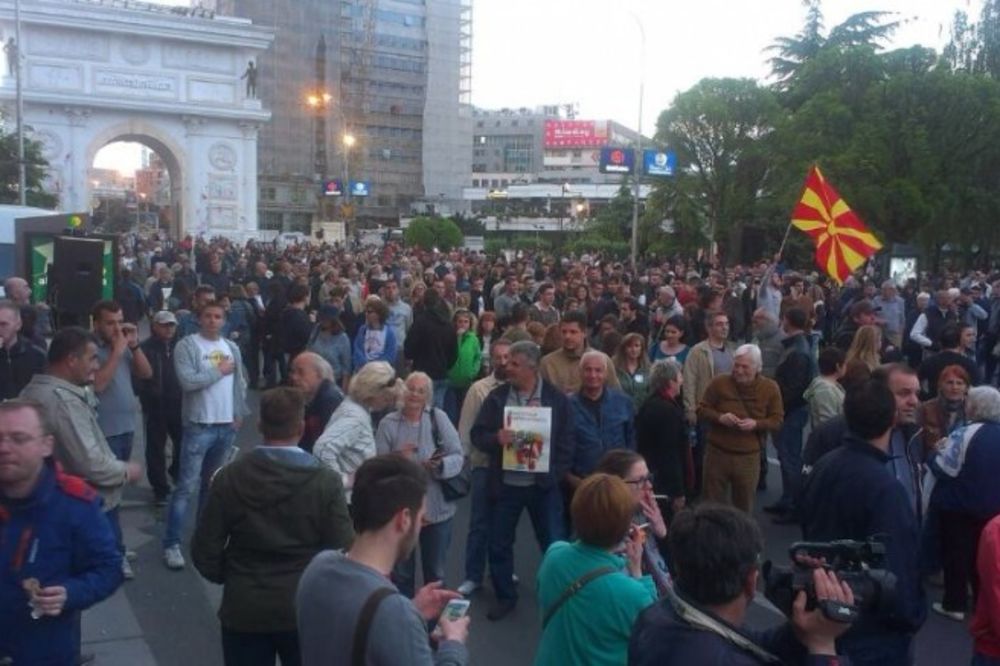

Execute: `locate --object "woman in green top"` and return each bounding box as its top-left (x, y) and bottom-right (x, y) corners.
top-left (445, 309), bottom-right (481, 423)
top-left (614, 333), bottom-right (651, 408)
top-left (535, 474), bottom-right (656, 666)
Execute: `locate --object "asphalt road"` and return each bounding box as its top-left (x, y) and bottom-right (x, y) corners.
top-left (85, 391), bottom-right (973, 665)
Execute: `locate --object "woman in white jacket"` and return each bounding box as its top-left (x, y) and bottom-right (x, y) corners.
top-left (313, 361), bottom-right (401, 493)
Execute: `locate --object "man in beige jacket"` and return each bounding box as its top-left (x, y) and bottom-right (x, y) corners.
top-left (539, 311), bottom-right (620, 394)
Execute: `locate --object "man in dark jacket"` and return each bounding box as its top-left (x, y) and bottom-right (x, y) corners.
top-left (192, 387), bottom-right (354, 666)
top-left (800, 380), bottom-right (926, 666)
top-left (0, 300), bottom-right (46, 400)
top-left (404, 289), bottom-right (458, 410)
top-left (471, 340), bottom-right (574, 621)
top-left (568, 350), bottom-right (635, 483)
top-left (138, 311), bottom-right (184, 505)
top-left (767, 307), bottom-right (815, 523)
top-left (0, 399), bottom-right (123, 665)
top-left (288, 352), bottom-right (343, 454)
top-left (628, 504), bottom-right (853, 666)
top-left (832, 299), bottom-right (879, 351)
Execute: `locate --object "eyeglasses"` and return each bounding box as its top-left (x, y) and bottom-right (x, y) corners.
top-left (624, 474), bottom-right (654, 486)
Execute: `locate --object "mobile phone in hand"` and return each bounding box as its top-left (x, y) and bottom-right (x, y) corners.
top-left (440, 598), bottom-right (471, 622)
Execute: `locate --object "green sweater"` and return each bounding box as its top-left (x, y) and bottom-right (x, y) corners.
top-left (535, 541), bottom-right (656, 666)
top-left (447, 330), bottom-right (482, 388)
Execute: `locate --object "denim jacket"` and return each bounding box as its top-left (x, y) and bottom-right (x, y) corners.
top-left (570, 387), bottom-right (636, 476)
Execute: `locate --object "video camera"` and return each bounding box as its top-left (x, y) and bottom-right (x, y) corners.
top-left (762, 539), bottom-right (897, 623)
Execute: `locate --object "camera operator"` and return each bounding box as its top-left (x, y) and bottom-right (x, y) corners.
top-left (799, 380), bottom-right (926, 666)
top-left (628, 503), bottom-right (854, 665)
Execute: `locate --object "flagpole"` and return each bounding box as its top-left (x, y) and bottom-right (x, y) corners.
top-left (777, 220), bottom-right (794, 257)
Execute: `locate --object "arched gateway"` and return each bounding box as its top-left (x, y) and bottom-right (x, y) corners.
top-left (0, 0), bottom-right (272, 239)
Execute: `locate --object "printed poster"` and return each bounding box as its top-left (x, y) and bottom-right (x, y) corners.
top-left (502, 406), bottom-right (552, 473)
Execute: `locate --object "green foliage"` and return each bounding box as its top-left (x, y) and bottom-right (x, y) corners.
top-left (403, 216), bottom-right (464, 251)
top-left (0, 127), bottom-right (58, 208)
top-left (451, 214), bottom-right (486, 236)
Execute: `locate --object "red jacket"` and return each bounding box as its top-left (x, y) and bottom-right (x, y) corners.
top-left (972, 515), bottom-right (1000, 657)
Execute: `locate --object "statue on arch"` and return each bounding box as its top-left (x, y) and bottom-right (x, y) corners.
top-left (4, 38), bottom-right (17, 77)
top-left (241, 60), bottom-right (257, 99)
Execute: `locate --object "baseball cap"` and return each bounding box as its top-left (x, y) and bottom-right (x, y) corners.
top-left (153, 311), bottom-right (178, 325)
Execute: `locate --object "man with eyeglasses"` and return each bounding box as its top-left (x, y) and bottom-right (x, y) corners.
top-left (0, 399), bottom-right (124, 665)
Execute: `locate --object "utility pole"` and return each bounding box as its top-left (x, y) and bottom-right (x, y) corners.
top-left (15, 0), bottom-right (26, 206)
top-left (627, 11), bottom-right (645, 270)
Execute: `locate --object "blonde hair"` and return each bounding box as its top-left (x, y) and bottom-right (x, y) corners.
top-left (348, 361), bottom-right (403, 408)
top-left (846, 325), bottom-right (882, 371)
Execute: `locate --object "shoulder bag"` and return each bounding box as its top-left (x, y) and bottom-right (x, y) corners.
top-left (541, 566), bottom-right (617, 629)
top-left (429, 408), bottom-right (471, 501)
top-left (351, 587), bottom-right (395, 666)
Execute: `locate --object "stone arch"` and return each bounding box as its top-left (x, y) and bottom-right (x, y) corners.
top-left (86, 121), bottom-right (186, 237)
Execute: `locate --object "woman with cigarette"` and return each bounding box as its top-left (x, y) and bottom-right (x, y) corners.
top-left (535, 474), bottom-right (656, 666)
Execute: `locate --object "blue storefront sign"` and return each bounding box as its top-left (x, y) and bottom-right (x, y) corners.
top-left (643, 149), bottom-right (677, 177)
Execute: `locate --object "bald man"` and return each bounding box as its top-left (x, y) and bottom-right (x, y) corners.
top-left (3, 277), bottom-right (49, 347)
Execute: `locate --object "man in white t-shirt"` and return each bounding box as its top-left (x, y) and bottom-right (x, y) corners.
top-left (163, 301), bottom-right (248, 570)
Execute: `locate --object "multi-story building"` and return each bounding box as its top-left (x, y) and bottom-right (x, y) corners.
top-left (471, 105), bottom-right (643, 192)
top-left (209, 0), bottom-right (471, 232)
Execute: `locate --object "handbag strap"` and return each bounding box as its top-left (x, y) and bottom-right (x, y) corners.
top-left (541, 566), bottom-right (616, 629)
top-left (352, 587), bottom-right (395, 666)
top-left (428, 407), bottom-right (443, 452)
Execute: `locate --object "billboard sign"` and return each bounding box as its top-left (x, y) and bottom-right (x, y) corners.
top-left (350, 181), bottom-right (371, 197)
top-left (599, 147), bottom-right (635, 175)
top-left (543, 120), bottom-right (609, 148)
top-left (323, 179), bottom-right (343, 197)
top-left (643, 149), bottom-right (677, 177)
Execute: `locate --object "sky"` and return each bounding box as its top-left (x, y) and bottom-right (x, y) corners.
top-left (94, 0), bottom-right (976, 171)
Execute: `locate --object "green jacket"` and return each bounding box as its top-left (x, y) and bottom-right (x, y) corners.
top-left (447, 330), bottom-right (482, 388)
top-left (535, 541), bottom-right (656, 666)
top-left (191, 446), bottom-right (354, 633)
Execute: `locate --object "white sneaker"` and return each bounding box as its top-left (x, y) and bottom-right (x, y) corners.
top-left (121, 558), bottom-right (135, 580)
top-left (163, 545), bottom-right (185, 570)
top-left (125, 550), bottom-right (138, 562)
top-left (456, 580), bottom-right (481, 596)
top-left (932, 602), bottom-right (965, 622)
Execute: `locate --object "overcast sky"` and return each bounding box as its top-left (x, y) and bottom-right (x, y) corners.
top-left (96, 0), bottom-right (976, 170)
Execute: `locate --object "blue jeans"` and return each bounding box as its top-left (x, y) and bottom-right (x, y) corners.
top-left (393, 518), bottom-right (453, 598)
top-left (163, 423), bottom-right (236, 548)
top-left (776, 406), bottom-right (809, 510)
top-left (488, 482), bottom-right (564, 603)
top-left (105, 432), bottom-right (134, 554)
top-left (463, 467), bottom-right (491, 584)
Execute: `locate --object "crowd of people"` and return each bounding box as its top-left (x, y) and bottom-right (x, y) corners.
top-left (4, 231), bottom-right (1000, 665)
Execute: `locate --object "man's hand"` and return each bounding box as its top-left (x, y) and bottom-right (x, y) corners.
top-left (232, 418), bottom-right (242, 432)
top-left (31, 585), bottom-right (68, 617)
top-left (111, 326), bottom-right (128, 355)
top-left (438, 615), bottom-right (470, 644)
top-left (217, 358), bottom-right (236, 375)
top-left (413, 581), bottom-right (461, 621)
top-left (718, 413), bottom-right (740, 427)
top-left (736, 418), bottom-right (757, 432)
top-left (792, 568), bottom-right (855, 656)
top-left (496, 429), bottom-right (514, 447)
top-left (125, 462), bottom-right (144, 484)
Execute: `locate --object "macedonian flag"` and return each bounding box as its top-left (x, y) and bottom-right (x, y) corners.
top-left (791, 166), bottom-right (883, 285)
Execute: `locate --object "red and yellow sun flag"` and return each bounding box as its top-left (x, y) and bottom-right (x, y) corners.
top-left (791, 166), bottom-right (883, 285)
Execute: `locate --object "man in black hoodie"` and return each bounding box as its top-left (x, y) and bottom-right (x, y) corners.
top-left (404, 289), bottom-right (458, 410)
top-left (192, 387), bottom-right (354, 666)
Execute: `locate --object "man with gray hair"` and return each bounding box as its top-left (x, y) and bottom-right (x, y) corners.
top-left (697, 344), bottom-right (783, 513)
top-left (873, 280), bottom-right (906, 348)
top-left (471, 340), bottom-right (574, 621)
top-left (288, 352), bottom-right (343, 454)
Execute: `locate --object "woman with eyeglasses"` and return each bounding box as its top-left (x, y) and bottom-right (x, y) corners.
top-left (351, 295), bottom-right (398, 371)
top-left (375, 371), bottom-right (464, 598)
top-left (595, 449), bottom-right (673, 597)
top-left (534, 474), bottom-right (656, 666)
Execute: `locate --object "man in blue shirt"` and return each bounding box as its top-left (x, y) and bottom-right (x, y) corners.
top-left (568, 350), bottom-right (635, 485)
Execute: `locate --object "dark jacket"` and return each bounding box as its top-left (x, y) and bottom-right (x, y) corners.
top-left (404, 310), bottom-right (458, 380)
top-left (137, 335), bottom-right (182, 414)
top-left (0, 335), bottom-right (46, 400)
top-left (570, 387), bottom-right (635, 476)
top-left (774, 332), bottom-right (814, 412)
top-left (929, 421), bottom-right (1000, 518)
top-left (470, 379), bottom-right (575, 497)
top-left (200, 270), bottom-right (232, 297)
top-left (115, 278), bottom-right (146, 324)
top-left (191, 446), bottom-right (354, 633)
top-left (800, 435), bottom-right (927, 644)
top-left (299, 379), bottom-right (344, 454)
top-left (636, 392), bottom-right (689, 498)
top-left (628, 592), bottom-right (841, 666)
top-left (281, 307), bottom-right (313, 358)
top-left (1, 463), bottom-right (123, 665)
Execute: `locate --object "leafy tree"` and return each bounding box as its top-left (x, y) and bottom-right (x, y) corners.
top-left (0, 127), bottom-right (58, 208)
top-left (403, 216), bottom-right (464, 251)
top-left (943, 0), bottom-right (1000, 80)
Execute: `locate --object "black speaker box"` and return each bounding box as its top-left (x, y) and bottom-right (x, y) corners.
top-left (52, 236), bottom-right (105, 316)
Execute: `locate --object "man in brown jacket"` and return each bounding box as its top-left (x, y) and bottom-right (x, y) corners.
top-left (539, 311), bottom-right (620, 394)
top-left (697, 343), bottom-right (784, 513)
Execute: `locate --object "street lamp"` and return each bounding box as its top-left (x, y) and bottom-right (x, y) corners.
top-left (625, 10), bottom-right (646, 270)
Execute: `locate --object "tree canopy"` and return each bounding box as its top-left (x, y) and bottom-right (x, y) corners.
top-left (0, 124), bottom-right (58, 209)
top-left (403, 216), bottom-right (464, 251)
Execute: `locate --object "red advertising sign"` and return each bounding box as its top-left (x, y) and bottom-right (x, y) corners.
top-left (543, 120), bottom-right (609, 148)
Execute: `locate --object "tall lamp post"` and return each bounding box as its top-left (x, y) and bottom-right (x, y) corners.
top-left (14, 0), bottom-right (26, 206)
top-left (342, 133), bottom-right (355, 243)
top-left (626, 10), bottom-right (646, 270)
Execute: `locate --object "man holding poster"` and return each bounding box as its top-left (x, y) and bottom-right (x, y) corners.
top-left (472, 341), bottom-right (575, 622)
